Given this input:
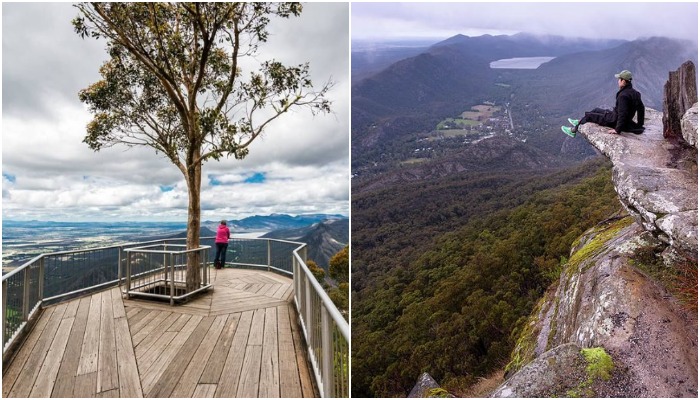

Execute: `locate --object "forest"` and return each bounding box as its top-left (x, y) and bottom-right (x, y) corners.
top-left (351, 158), bottom-right (621, 397)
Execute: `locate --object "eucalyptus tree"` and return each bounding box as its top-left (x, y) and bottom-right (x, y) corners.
top-left (73, 2), bottom-right (332, 290)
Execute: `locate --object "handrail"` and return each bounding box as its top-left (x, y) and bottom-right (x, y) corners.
top-left (1, 234), bottom-right (349, 397)
top-left (291, 242), bottom-right (350, 397)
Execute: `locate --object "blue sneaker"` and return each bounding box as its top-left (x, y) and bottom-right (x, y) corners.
top-left (561, 126), bottom-right (576, 137)
top-left (568, 118), bottom-right (580, 126)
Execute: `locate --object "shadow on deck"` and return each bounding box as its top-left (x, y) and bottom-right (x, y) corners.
top-left (2, 268), bottom-right (317, 398)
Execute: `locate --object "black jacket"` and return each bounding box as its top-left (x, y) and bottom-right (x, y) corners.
top-left (613, 83), bottom-right (645, 134)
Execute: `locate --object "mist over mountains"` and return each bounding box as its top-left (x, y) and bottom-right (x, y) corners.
top-left (351, 34), bottom-right (697, 173)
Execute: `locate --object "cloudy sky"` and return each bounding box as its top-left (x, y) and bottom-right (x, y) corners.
top-left (352, 2), bottom-right (698, 43)
top-left (2, 3), bottom-right (349, 222)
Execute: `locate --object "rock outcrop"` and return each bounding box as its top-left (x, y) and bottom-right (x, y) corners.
top-left (492, 343), bottom-right (586, 397)
top-left (681, 102), bottom-right (698, 147)
top-left (408, 372), bottom-right (454, 398)
top-left (494, 63), bottom-right (698, 398)
top-left (578, 107), bottom-right (697, 260)
top-left (663, 61), bottom-right (697, 140)
top-left (494, 216), bottom-right (697, 397)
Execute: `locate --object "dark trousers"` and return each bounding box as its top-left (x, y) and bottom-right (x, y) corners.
top-left (215, 243), bottom-right (228, 266)
top-left (580, 107), bottom-right (616, 128)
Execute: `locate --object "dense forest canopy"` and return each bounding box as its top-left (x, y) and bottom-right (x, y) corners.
top-left (352, 159), bottom-right (620, 397)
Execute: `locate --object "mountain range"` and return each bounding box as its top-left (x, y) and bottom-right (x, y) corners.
top-left (203, 213), bottom-right (346, 232)
top-left (352, 34), bottom-right (697, 172)
top-left (262, 218), bottom-right (349, 269)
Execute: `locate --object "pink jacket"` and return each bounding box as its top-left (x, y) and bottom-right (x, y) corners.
top-left (215, 225), bottom-right (230, 243)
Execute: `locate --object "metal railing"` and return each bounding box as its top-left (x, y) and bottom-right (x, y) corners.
top-left (292, 243), bottom-right (350, 397)
top-left (2, 235), bottom-right (349, 397)
top-left (123, 244), bottom-right (211, 305)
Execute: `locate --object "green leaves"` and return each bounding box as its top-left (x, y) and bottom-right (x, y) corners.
top-left (352, 162), bottom-right (620, 396)
top-left (74, 2), bottom-right (332, 171)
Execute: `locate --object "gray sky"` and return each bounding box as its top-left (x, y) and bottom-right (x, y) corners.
top-left (2, 3), bottom-right (350, 222)
top-left (352, 2), bottom-right (698, 43)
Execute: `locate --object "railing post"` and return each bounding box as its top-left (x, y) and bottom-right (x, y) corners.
top-left (38, 257), bottom-right (45, 301)
top-left (267, 240), bottom-right (272, 271)
top-left (321, 306), bottom-right (334, 398)
top-left (202, 249), bottom-right (207, 286)
top-left (125, 251), bottom-right (131, 299)
top-left (169, 253), bottom-right (175, 306)
top-left (118, 247), bottom-right (122, 287)
top-left (304, 275), bottom-right (312, 344)
top-left (301, 246), bottom-right (308, 263)
top-left (22, 269), bottom-right (30, 321)
top-left (2, 280), bottom-right (7, 348)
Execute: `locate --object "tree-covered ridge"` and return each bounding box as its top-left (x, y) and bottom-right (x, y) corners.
top-left (307, 246), bottom-right (349, 319)
top-left (352, 161), bottom-right (620, 397)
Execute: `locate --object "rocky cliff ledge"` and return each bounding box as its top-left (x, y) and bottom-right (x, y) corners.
top-left (493, 72), bottom-right (698, 396)
top-left (578, 107), bottom-right (697, 261)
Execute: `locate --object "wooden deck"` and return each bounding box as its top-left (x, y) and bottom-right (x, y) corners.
top-left (2, 268), bottom-right (317, 398)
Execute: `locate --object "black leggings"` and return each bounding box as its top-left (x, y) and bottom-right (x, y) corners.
top-left (215, 242), bottom-right (228, 266)
top-left (580, 107), bottom-right (616, 128)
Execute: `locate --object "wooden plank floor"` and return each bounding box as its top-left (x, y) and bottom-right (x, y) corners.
top-left (2, 268), bottom-right (317, 398)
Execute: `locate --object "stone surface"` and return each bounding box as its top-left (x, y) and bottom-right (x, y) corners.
top-left (579, 108), bottom-right (698, 256)
top-left (408, 372), bottom-right (453, 398)
top-left (499, 217), bottom-right (698, 397)
top-left (681, 103), bottom-right (698, 147)
top-left (662, 61), bottom-right (697, 139)
top-left (492, 343), bottom-right (588, 398)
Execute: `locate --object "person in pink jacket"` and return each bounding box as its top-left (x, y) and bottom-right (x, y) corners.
top-left (214, 220), bottom-right (230, 268)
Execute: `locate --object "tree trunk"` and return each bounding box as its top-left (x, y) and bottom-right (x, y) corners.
top-left (185, 162), bottom-right (202, 292)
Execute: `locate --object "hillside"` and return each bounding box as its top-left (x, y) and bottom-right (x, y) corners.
top-left (351, 35), bottom-right (697, 171)
top-left (493, 77), bottom-right (697, 398)
top-left (352, 159), bottom-right (621, 396)
top-left (352, 38), bottom-right (435, 81)
top-left (263, 218), bottom-right (349, 268)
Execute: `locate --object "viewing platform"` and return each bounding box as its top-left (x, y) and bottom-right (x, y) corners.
top-left (2, 237), bottom-right (348, 398)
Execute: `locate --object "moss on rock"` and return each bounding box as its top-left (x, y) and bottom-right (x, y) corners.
top-left (566, 217), bottom-right (634, 277)
top-left (425, 387), bottom-right (451, 398)
top-left (581, 347), bottom-right (614, 382)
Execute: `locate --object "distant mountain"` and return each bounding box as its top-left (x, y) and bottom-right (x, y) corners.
top-left (518, 36), bottom-right (698, 114)
top-left (165, 226), bottom-right (217, 239)
top-left (351, 35), bottom-right (697, 168)
top-left (204, 213), bottom-right (346, 233)
top-left (352, 38), bottom-right (437, 81)
top-left (352, 34), bottom-right (625, 146)
top-left (262, 218), bottom-right (349, 268)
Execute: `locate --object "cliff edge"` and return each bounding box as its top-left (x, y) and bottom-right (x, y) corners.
top-left (493, 63), bottom-right (698, 398)
top-left (578, 107), bottom-right (697, 261)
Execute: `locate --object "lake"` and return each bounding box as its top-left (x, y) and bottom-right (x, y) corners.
top-left (490, 56), bottom-right (556, 69)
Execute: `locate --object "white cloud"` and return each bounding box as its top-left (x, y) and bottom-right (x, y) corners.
top-left (351, 2), bottom-right (698, 43)
top-left (2, 3), bottom-right (349, 222)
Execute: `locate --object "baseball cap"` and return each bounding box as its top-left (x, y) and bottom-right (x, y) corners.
top-left (614, 70), bottom-right (633, 81)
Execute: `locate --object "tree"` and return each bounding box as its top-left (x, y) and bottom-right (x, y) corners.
top-left (329, 245), bottom-right (348, 283)
top-left (328, 246), bottom-right (349, 318)
top-left (306, 259), bottom-right (326, 285)
top-left (73, 3), bottom-right (332, 290)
